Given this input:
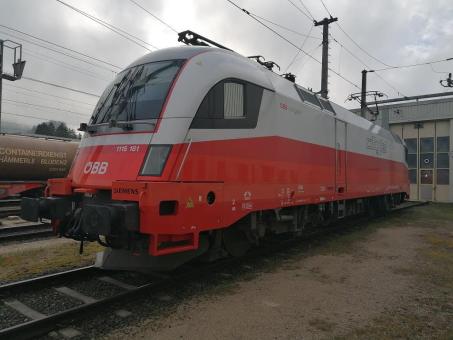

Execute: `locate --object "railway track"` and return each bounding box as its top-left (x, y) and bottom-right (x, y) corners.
top-left (0, 200), bottom-right (427, 340)
top-left (0, 199), bottom-right (21, 208)
top-left (0, 223), bottom-right (54, 243)
top-left (0, 206), bottom-right (21, 219)
top-left (0, 265), bottom-right (176, 339)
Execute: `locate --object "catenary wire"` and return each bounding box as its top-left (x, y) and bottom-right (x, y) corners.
top-left (294, 43), bottom-right (323, 74)
top-left (297, 0), bottom-right (315, 20)
top-left (329, 35), bottom-right (407, 97)
top-left (253, 14), bottom-right (320, 40)
top-left (24, 50), bottom-right (113, 83)
top-left (286, 0), bottom-right (313, 22)
top-left (430, 63), bottom-right (450, 74)
top-left (128, 0), bottom-right (179, 33)
top-left (3, 87), bottom-right (95, 112)
top-left (285, 25), bottom-right (314, 72)
top-left (3, 83), bottom-right (96, 106)
top-left (22, 77), bottom-right (101, 97)
top-left (226, 0), bottom-right (360, 90)
top-left (0, 29), bottom-right (119, 74)
top-left (55, 0), bottom-right (156, 52)
top-left (320, 0), bottom-right (451, 92)
top-left (4, 99), bottom-right (90, 117)
top-left (315, 0), bottom-right (408, 96)
top-left (373, 58), bottom-right (453, 72)
top-left (0, 24), bottom-right (122, 70)
top-left (1, 111), bottom-right (83, 123)
top-left (318, 0), bottom-right (395, 68)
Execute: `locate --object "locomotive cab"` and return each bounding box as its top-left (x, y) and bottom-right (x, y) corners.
top-left (21, 46), bottom-right (271, 271)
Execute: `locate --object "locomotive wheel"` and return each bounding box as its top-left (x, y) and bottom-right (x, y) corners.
top-left (222, 225), bottom-right (251, 257)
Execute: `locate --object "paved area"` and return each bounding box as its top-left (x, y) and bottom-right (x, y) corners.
top-left (107, 204), bottom-right (453, 339)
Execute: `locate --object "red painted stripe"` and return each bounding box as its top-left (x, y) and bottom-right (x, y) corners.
top-left (170, 136), bottom-right (409, 201)
top-left (68, 136), bottom-right (409, 198)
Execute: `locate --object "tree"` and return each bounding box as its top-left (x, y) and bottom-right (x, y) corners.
top-left (34, 121), bottom-right (78, 139)
top-left (34, 121), bottom-right (55, 136)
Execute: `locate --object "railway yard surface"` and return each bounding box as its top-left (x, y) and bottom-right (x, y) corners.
top-left (0, 203), bottom-right (452, 339)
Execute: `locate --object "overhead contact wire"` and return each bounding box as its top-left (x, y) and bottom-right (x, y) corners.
top-left (55, 0), bottom-right (157, 51)
top-left (0, 24), bottom-right (122, 70)
top-left (252, 14), bottom-right (320, 40)
top-left (4, 99), bottom-right (90, 117)
top-left (285, 25), bottom-right (314, 73)
top-left (316, 0), bottom-right (408, 96)
top-left (128, 0), bottom-right (179, 34)
top-left (22, 77), bottom-right (101, 97)
top-left (226, 0), bottom-right (360, 90)
top-left (4, 83), bottom-right (96, 106)
top-left (0, 29), bottom-right (119, 74)
top-left (286, 0), bottom-right (313, 22)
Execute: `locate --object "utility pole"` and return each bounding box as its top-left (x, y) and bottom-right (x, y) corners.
top-left (314, 16), bottom-right (337, 99)
top-left (360, 69), bottom-right (375, 117)
top-left (0, 39), bottom-right (26, 133)
top-left (360, 70), bottom-right (367, 117)
top-left (348, 71), bottom-right (385, 121)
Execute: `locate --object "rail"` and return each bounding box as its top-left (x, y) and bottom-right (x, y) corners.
top-left (0, 200), bottom-right (428, 339)
top-left (0, 223), bottom-right (53, 243)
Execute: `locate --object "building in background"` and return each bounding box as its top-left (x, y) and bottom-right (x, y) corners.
top-left (353, 96), bottom-right (453, 202)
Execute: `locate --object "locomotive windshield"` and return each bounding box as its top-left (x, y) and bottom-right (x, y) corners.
top-left (89, 59), bottom-right (183, 125)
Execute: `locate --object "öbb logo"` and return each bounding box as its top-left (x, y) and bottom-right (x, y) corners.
top-left (83, 161), bottom-right (108, 174)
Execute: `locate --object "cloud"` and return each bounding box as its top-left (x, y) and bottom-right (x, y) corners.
top-left (1, 0), bottom-right (452, 130)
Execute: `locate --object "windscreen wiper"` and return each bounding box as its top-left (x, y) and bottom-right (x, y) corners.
top-left (78, 122), bottom-right (98, 133)
top-left (109, 119), bottom-right (157, 131)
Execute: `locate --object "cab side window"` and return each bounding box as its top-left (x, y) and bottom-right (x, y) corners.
top-left (191, 78), bottom-right (264, 129)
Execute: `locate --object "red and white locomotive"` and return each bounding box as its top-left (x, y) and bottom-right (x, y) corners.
top-left (22, 32), bottom-right (409, 271)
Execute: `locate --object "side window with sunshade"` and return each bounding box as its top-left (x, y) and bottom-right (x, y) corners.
top-left (191, 78), bottom-right (264, 129)
top-left (224, 82), bottom-right (245, 119)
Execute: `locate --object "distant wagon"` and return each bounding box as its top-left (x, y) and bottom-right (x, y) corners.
top-left (0, 133), bottom-right (78, 198)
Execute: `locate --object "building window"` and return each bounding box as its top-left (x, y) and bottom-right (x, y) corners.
top-left (405, 138), bottom-right (417, 184)
top-left (408, 169), bottom-right (417, 184)
top-left (420, 170), bottom-right (433, 184)
top-left (436, 136), bottom-right (450, 185)
top-left (405, 138), bottom-right (417, 154)
top-left (437, 136), bottom-right (449, 152)
top-left (420, 153), bottom-right (434, 168)
top-left (437, 169), bottom-right (449, 185)
top-left (224, 82), bottom-right (244, 119)
top-left (420, 137), bottom-right (434, 153)
top-left (407, 154), bottom-right (417, 168)
top-left (437, 153), bottom-right (449, 168)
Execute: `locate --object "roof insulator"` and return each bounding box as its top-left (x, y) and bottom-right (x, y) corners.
top-left (283, 73), bottom-right (296, 82)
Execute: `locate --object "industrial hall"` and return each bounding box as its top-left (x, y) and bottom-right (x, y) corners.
top-left (358, 94), bottom-right (453, 202)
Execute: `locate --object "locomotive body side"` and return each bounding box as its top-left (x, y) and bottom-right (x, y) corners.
top-left (21, 46), bottom-right (409, 271)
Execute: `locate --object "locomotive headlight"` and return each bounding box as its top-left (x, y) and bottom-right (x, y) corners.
top-left (140, 145), bottom-right (172, 176)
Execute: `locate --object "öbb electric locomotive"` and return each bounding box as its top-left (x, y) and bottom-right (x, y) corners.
top-left (22, 33), bottom-right (409, 271)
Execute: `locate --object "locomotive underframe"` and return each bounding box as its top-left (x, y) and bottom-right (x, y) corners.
top-left (21, 179), bottom-right (407, 272)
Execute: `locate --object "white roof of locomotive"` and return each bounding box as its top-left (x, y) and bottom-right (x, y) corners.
top-left (127, 46), bottom-right (399, 143)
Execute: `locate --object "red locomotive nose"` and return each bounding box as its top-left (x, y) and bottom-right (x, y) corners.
top-left (69, 143), bottom-right (150, 189)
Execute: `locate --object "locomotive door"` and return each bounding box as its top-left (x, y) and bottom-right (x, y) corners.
top-left (335, 120), bottom-right (347, 193)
